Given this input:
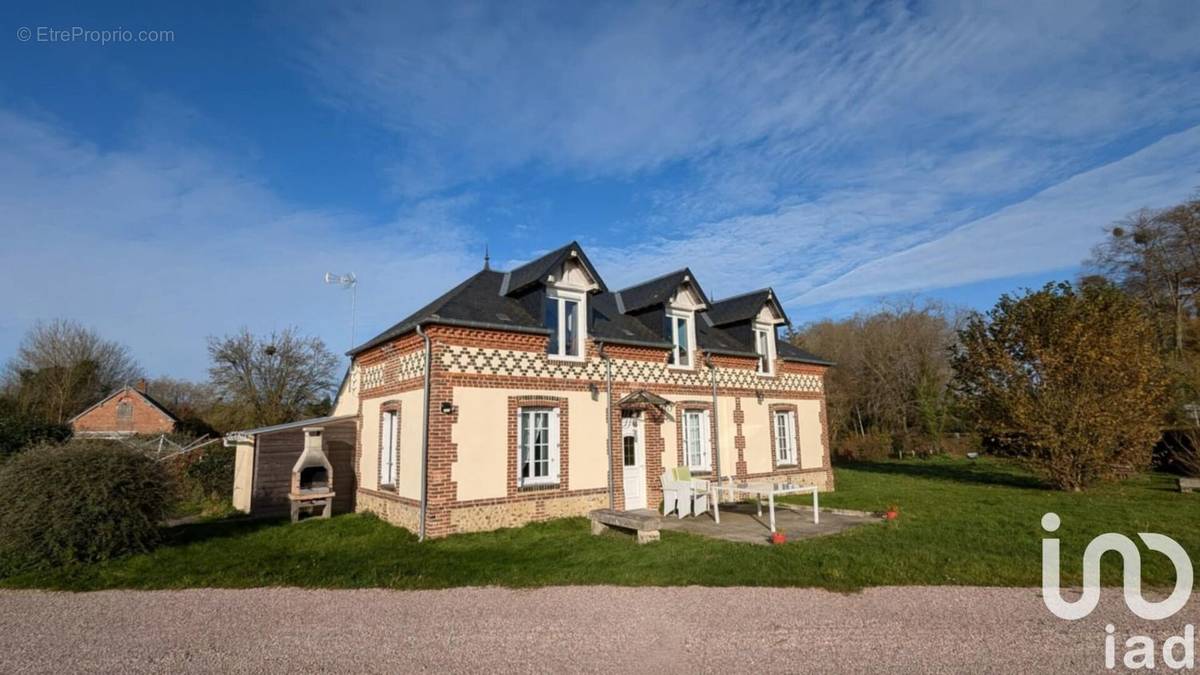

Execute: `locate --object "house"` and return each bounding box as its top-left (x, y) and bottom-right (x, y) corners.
top-left (230, 242), bottom-right (833, 539)
top-left (70, 381), bottom-right (179, 437)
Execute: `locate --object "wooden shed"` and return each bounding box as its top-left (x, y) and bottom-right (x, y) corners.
top-left (226, 415), bottom-right (358, 519)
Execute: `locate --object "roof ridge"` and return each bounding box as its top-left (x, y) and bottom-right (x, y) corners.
top-left (614, 267), bottom-right (690, 293)
top-left (709, 287), bottom-right (771, 305)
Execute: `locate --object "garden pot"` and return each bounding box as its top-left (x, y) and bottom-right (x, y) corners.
top-left (884, 510), bottom-right (899, 521)
top-left (769, 532), bottom-right (787, 545)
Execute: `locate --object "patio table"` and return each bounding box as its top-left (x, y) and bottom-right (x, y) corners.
top-left (709, 480), bottom-right (819, 533)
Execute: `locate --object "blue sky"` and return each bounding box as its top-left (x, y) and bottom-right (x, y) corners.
top-left (1, 1), bottom-right (1199, 380)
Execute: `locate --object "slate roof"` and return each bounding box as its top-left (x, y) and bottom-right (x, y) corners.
top-left (705, 288), bottom-right (792, 326)
top-left (68, 385), bottom-right (180, 424)
top-left (615, 268), bottom-right (710, 314)
top-left (502, 241), bottom-right (608, 295)
top-left (349, 243), bottom-right (829, 365)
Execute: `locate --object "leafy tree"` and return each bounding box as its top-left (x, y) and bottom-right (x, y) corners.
top-left (952, 281), bottom-right (1167, 490)
top-left (207, 327), bottom-right (338, 428)
top-left (2, 319), bottom-right (142, 424)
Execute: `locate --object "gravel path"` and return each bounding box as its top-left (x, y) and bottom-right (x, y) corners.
top-left (1, 586), bottom-right (1194, 673)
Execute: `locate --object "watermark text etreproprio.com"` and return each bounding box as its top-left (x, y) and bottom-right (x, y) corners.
top-left (16, 26), bottom-right (174, 44)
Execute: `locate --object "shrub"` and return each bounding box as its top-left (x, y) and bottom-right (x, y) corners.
top-left (183, 445), bottom-right (235, 500)
top-left (0, 410), bottom-right (71, 461)
top-left (0, 440), bottom-right (174, 573)
top-left (835, 430), bottom-right (893, 462)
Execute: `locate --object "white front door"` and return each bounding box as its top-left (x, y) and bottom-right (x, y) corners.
top-left (621, 412), bottom-right (646, 510)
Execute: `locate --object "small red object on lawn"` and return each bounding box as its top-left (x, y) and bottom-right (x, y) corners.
top-left (770, 532), bottom-right (787, 545)
top-left (884, 504), bottom-right (900, 521)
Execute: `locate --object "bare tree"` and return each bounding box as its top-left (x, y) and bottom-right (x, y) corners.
top-left (2, 319), bottom-right (142, 424)
top-left (207, 327), bottom-right (338, 428)
top-left (1087, 198), bottom-right (1200, 356)
top-left (793, 299), bottom-right (963, 456)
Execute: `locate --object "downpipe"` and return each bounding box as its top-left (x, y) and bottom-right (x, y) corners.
top-left (705, 352), bottom-right (723, 494)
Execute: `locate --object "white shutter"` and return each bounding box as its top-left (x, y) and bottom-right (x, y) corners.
top-left (701, 410), bottom-right (712, 472)
top-left (549, 407), bottom-right (562, 482)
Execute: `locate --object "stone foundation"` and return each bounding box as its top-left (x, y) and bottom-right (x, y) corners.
top-left (450, 493), bottom-right (608, 534)
top-left (356, 489), bottom-right (420, 533)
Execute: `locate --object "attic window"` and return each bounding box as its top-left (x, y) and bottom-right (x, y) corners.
top-left (116, 400), bottom-right (133, 421)
top-left (664, 310), bottom-right (694, 369)
top-left (544, 288), bottom-right (585, 359)
top-left (755, 326), bottom-right (775, 375)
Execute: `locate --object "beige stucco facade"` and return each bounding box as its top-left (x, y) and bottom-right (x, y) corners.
top-left (359, 388), bottom-right (425, 499)
top-left (451, 387), bottom-right (609, 501)
top-left (231, 439), bottom-right (255, 512)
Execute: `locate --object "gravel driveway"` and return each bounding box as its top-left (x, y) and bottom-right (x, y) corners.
top-left (1, 586), bottom-right (1193, 673)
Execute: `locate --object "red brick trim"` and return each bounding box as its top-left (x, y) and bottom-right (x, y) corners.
top-left (767, 403), bottom-right (800, 471)
top-left (733, 396), bottom-right (747, 477)
top-left (507, 396), bottom-right (570, 495)
top-left (377, 400), bottom-right (402, 490)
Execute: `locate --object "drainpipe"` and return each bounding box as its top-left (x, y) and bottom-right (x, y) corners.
top-left (600, 341), bottom-right (614, 510)
top-left (416, 324), bottom-right (433, 542)
top-left (705, 352), bottom-right (723, 492)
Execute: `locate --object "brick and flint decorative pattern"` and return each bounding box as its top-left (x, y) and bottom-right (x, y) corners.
top-left (440, 345), bottom-right (823, 393)
top-left (360, 349), bottom-right (426, 392)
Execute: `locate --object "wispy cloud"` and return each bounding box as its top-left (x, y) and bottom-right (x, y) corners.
top-left (291, 0), bottom-right (1200, 306)
top-left (0, 108), bottom-right (479, 379)
top-left (798, 124), bottom-right (1200, 304)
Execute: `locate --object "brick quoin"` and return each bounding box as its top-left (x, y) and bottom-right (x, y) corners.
top-left (347, 324), bottom-right (833, 538)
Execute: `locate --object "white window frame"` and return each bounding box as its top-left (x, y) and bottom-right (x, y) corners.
top-left (665, 309), bottom-right (696, 370)
top-left (545, 288), bottom-right (587, 361)
top-left (754, 324), bottom-right (776, 376)
top-left (379, 409), bottom-right (398, 487)
top-left (518, 406), bottom-right (561, 487)
top-left (774, 410), bottom-right (797, 466)
top-left (682, 409), bottom-right (711, 472)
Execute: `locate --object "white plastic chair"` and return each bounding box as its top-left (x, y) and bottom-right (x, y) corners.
top-left (661, 467), bottom-right (708, 518)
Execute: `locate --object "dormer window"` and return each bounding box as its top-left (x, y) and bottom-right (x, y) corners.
top-left (755, 325), bottom-right (775, 375)
top-left (664, 310), bottom-right (694, 368)
top-left (545, 288), bottom-right (585, 359)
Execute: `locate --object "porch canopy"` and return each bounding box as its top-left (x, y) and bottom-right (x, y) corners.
top-left (616, 390), bottom-right (673, 410)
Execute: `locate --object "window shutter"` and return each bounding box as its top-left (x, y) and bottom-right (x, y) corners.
top-left (701, 410), bottom-right (712, 471)
top-left (549, 407), bottom-right (561, 482)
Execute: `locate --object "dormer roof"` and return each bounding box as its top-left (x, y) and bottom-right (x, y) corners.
top-left (705, 288), bottom-right (791, 327)
top-left (501, 241), bottom-right (607, 296)
top-left (615, 268), bottom-right (711, 314)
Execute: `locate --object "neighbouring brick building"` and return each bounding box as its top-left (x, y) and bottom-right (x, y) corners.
top-left (70, 382), bottom-right (179, 437)
top-left (232, 241), bottom-right (833, 539)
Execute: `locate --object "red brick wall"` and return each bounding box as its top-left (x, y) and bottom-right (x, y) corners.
top-left (71, 390), bottom-right (175, 435)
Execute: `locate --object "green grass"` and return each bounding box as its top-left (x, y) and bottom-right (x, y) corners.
top-left (2, 456), bottom-right (1196, 591)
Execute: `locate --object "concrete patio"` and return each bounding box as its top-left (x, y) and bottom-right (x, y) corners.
top-left (657, 502), bottom-right (879, 544)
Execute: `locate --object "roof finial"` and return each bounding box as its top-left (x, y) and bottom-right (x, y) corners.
top-left (483, 243), bottom-right (491, 270)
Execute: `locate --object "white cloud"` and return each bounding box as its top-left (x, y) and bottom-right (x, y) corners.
top-left (797, 125), bottom-right (1200, 304)
top-left (0, 109), bottom-right (479, 380)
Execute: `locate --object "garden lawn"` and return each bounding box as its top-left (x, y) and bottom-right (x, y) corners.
top-left (2, 456), bottom-right (1196, 591)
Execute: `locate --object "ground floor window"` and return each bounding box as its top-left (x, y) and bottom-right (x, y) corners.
top-left (774, 410), bottom-right (797, 465)
top-left (682, 409), bottom-right (711, 472)
top-left (519, 407), bottom-right (560, 486)
top-left (379, 409), bottom-right (398, 487)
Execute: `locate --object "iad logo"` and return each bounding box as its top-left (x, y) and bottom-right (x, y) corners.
top-left (1041, 512), bottom-right (1193, 620)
